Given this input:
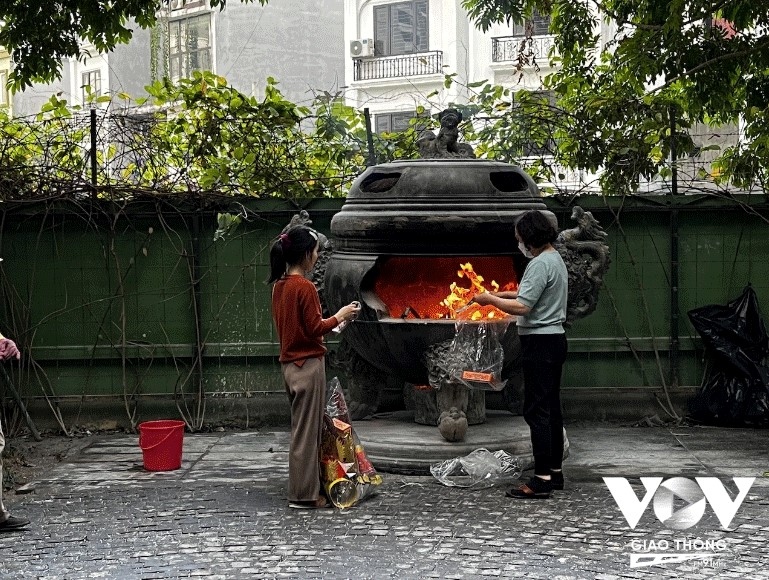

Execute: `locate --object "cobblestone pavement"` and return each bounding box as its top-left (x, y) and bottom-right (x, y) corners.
top-left (2, 424), bottom-right (768, 579)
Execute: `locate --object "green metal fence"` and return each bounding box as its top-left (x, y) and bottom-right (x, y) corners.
top-left (552, 194), bottom-right (769, 419)
top-left (0, 194), bottom-right (767, 427)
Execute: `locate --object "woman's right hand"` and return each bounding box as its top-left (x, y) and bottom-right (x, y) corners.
top-left (495, 290), bottom-right (518, 300)
top-left (471, 292), bottom-right (493, 306)
top-left (335, 301), bottom-right (361, 323)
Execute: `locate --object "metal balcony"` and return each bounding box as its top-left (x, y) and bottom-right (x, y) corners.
top-left (491, 36), bottom-right (557, 63)
top-left (353, 51), bottom-right (443, 81)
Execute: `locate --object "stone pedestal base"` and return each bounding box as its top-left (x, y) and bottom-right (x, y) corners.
top-left (412, 384), bottom-right (487, 426)
top-left (354, 410), bottom-right (569, 475)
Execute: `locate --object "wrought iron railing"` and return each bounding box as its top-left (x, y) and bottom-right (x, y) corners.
top-left (353, 51), bottom-right (443, 81)
top-left (491, 36), bottom-right (557, 63)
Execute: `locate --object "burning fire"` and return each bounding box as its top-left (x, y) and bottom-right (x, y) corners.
top-left (372, 257), bottom-right (518, 320)
top-left (440, 263), bottom-right (515, 320)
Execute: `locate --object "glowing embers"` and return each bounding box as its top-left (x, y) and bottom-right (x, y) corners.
top-left (373, 257), bottom-right (518, 320)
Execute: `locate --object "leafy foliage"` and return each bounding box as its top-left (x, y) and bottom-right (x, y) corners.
top-left (423, 75), bottom-right (579, 191)
top-left (0, 72), bottom-right (439, 200)
top-left (462, 0), bottom-right (769, 192)
top-left (0, 0), bottom-right (268, 90)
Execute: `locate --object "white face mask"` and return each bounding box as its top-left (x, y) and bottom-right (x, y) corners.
top-left (518, 241), bottom-right (534, 259)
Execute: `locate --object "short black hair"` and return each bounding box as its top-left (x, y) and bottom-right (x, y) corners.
top-left (515, 210), bottom-right (557, 249)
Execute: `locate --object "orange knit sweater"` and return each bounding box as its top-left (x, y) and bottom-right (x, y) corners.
top-left (271, 274), bottom-right (338, 364)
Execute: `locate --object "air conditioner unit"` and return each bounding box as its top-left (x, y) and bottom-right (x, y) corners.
top-left (350, 38), bottom-right (375, 58)
top-left (170, 0), bottom-right (185, 10)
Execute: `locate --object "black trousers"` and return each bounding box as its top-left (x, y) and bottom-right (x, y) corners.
top-left (520, 333), bottom-right (568, 475)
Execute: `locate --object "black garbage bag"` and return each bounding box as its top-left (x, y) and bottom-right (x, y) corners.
top-left (687, 285), bottom-right (769, 426)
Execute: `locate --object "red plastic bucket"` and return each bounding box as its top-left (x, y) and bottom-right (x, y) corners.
top-left (138, 420), bottom-right (185, 471)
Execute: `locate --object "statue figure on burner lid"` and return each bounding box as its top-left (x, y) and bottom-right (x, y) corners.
top-left (416, 108), bottom-right (475, 159)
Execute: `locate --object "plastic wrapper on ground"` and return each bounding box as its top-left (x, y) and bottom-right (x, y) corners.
top-left (446, 319), bottom-right (512, 390)
top-left (430, 448), bottom-right (522, 489)
top-left (320, 377), bottom-right (383, 508)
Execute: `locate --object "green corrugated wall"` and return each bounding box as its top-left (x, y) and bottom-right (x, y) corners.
top-left (0, 194), bottom-right (767, 424)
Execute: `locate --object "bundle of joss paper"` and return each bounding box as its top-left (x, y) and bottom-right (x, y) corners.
top-left (320, 377), bottom-right (383, 508)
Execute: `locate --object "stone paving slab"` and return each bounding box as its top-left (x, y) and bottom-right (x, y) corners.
top-left (2, 423), bottom-right (769, 579)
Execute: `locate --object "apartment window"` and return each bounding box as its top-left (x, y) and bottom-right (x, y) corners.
top-left (375, 111), bottom-right (429, 134)
top-left (0, 70), bottom-right (8, 107)
top-left (169, 13), bottom-right (212, 81)
top-left (512, 9), bottom-right (551, 37)
top-left (81, 70), bottom-right (102, 103)
top-left (374, 1), bottom-right (429, 56)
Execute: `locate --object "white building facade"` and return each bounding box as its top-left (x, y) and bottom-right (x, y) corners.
top-left (343, 1), bottom-right (572, 125)
top-left (343, 0), bottom-right (599, 191)
top-left (13, 0), bottom-right (345, 117)
top-left (344, 1), bottom-right (741, 194)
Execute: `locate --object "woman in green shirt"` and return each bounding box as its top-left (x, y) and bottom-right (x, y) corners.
top-left (473, 210), bottom-right (568, 499)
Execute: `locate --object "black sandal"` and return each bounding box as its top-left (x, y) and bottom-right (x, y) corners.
top-left (505, 476), bottom-right (552, 499)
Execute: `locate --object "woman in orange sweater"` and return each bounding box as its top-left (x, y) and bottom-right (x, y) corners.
top-left (268, 225), bottom-right (360, 509)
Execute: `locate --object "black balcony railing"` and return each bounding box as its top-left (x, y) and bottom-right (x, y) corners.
top-left (353, 51), bottom-right (443, 81)
top-left (491, 36), bottom-right (556, 63)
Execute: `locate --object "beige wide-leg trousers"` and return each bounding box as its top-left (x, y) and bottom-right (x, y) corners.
top-left (282, 357), bottom-right (326, 502)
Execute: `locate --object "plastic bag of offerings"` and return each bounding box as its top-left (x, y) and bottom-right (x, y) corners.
top-left (446, 318), bottom-right (512, 390)
top-left (320, 377), bottom-right (383, 508)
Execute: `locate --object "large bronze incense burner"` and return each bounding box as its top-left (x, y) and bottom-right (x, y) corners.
top-left (290, 138), bottom-right (610, 443)
top-left (323, 158), bottom-right (542, 383)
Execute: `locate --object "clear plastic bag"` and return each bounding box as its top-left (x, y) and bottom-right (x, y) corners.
top-left (320, 377), bottom-right (383, 508)
top-left (430, 448), bottom-right (522, 489)
top-left (447, 319), bottom-right (512, 390)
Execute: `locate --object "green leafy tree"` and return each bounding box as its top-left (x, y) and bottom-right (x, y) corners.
top-left (0, 96), bottom-right (96, 196)
top-left (0, 73), bottom-right (426, 200)
top-left (439, 78), bottom-right (565, 186)
top-left (0, 0), bottom-right (268, 91)
top-left (462, 0), bottom-right (769, 192)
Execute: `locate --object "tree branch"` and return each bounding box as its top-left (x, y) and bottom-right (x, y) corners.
top-left (653, 35), bottom-right (769, 93)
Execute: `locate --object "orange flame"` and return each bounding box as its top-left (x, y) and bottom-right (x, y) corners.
top-left (440, 262), bottom-right (516, 320)
top-left (372, 257), bottom-right (518, 320)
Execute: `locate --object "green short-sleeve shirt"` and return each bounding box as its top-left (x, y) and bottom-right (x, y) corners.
top-left (516, 249), bottom-right (568, 335)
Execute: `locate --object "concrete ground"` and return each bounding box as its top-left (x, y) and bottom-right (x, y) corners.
top-left (1, 421), bottom-right (768, 579)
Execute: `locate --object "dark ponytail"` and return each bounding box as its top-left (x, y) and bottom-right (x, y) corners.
top-left (266, 225), bottom-right (320, 284)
